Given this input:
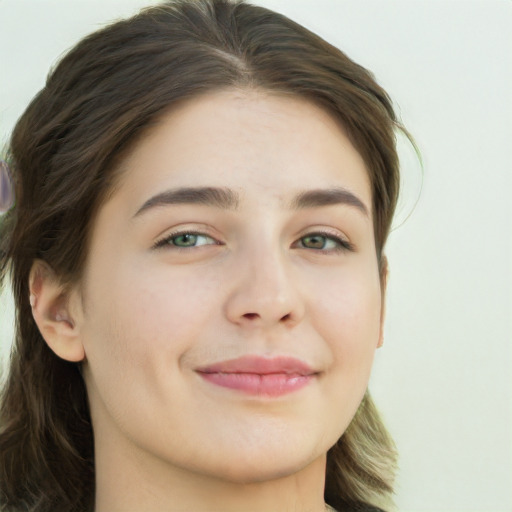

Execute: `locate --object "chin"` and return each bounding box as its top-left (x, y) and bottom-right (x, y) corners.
top-left (213, 461), bottom-right (314, 485)
top-left (200, 442), bottom-right (325, 485)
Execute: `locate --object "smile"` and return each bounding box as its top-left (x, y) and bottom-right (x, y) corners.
top-left (195, 355), bottom-right (318, 397)
top-left (198, 372), bottom-right (314, 396)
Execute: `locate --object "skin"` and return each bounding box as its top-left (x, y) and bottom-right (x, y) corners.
top-left (30, 89), bottom-right (386, 512)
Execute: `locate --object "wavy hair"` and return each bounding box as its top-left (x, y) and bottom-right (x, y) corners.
top-left (0, 1), bottom-right (409, 510)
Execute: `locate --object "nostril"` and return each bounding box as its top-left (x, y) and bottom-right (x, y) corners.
top-left (241, 312), bottom-right (292, 322)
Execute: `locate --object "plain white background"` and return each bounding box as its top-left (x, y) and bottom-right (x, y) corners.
top-left (1, 1), bottom-right (511, 511)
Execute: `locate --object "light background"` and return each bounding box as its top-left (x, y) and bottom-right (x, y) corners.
top-left (0, 1), bottom-right (511, 511)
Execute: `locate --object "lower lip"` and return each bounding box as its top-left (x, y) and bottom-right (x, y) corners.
top-left (197, 372), bottom-right (314, 397)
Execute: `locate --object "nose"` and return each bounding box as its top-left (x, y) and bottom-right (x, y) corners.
top-left (223, 246), bottom-right (305, 329)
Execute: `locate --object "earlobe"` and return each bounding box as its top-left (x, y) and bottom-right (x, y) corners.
top-left (377, 256), bottom-right (389, 349)
top-left (29, 260), bottom-right (85, 362)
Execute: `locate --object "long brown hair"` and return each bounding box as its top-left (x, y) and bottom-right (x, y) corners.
top-left (0, 1), bottom-right (409, 510)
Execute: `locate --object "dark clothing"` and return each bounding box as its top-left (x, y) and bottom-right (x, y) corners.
top-left (328, 503), bottom-right (385, 512)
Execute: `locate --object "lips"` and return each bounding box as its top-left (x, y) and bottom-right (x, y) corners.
top-left (195, 355), bottom-right (317, 397)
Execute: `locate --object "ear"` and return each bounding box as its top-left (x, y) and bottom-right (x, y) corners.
top-left (29, 260), bottom-right (85, 362)
top-left (377, 255), bottom-right (389, 349)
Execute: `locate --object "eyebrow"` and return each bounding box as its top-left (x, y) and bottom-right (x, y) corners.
top-left (290, 187), bottom-right (369, 216)
top-left (133, 186), bottom-right (368, 218)
top-left (133, 187), bottom-right (240, 217)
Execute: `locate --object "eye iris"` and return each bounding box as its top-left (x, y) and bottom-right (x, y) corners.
top-left (302, 235), bottom-right (326, 249)
top-left (173, 234), bottom-right (197, 247)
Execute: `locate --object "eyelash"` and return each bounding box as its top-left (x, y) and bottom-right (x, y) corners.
top-left (152, 229), bottom-right (354, 253)
top-left (293, 232), bottom-right (354, 253)
top-left (152, 230), bottom-right (220, 250)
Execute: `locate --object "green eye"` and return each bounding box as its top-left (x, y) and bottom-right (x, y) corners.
top-left (298, 233), bottom-right (352, 252)
top-left (154, 232), bottom-right (217, 249)
top-left (172, 233), bottom-right (200, 247)
top-left (301, 235), bottom-right (329, 249)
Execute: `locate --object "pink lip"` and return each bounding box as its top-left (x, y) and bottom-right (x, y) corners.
top-left (196, 355), bottom-right (317, 397)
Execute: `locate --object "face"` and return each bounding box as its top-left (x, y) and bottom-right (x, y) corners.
top-left (77, 89), bottom-right (384, 483)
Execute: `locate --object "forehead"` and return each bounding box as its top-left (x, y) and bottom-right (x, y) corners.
top-left (109, 89), bottom-right (371, 211)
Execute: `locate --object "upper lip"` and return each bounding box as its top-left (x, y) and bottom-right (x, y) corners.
top-left (196, 355), bottom-right (316, 376)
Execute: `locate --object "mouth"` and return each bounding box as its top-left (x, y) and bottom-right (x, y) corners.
top-left (195, 355), bottom-right (318, 397)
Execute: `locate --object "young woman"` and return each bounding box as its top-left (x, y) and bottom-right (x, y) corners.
top-left (0, 1), bottom-right (412, 510)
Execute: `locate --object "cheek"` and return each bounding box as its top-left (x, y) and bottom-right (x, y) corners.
top-left (300, 263), bottom-right (382, 441)
top-left (312, 264), bottom-right (382, 366)
top-left (79, 262), bottom-right (222, 438)
top-left (81, 260), bottom-right (221, 382)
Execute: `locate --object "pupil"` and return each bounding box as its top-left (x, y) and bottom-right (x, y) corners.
top-left (304, 235), bottom-right (325, 249)
top-left (175, 234), bottom-right (196, 246)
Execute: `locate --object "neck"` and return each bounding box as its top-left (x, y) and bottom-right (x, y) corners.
top-left (94, 428), bottom-right (327, 512)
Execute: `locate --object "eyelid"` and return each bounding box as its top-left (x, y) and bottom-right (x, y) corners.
top-left (150, 225), bottom-right (354, 252)
top-left (151, 227), bottom-right (222, 250)
top-left (294, 228), bottom-right (355, 252)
